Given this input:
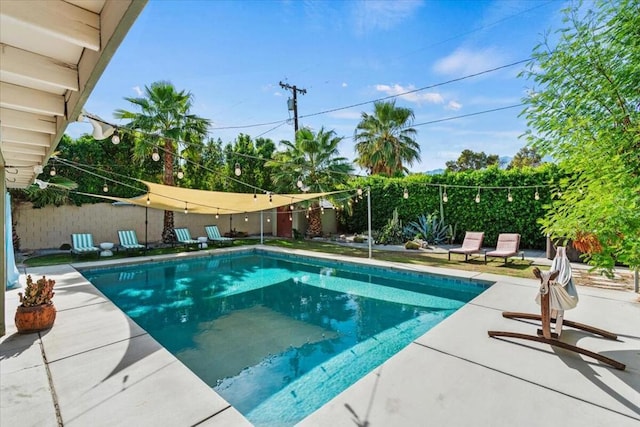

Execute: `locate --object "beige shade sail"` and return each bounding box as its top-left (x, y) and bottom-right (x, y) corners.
top-left (88, 180), bottom-right (343, 214)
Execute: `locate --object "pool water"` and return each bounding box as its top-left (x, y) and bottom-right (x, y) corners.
top-left (82, 251), bottom-right (491, 426)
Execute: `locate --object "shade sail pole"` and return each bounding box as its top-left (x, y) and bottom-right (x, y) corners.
top-left (260, 211), bottom-right (264, 244)
top-left (367, 187), bottom-right (372, 259)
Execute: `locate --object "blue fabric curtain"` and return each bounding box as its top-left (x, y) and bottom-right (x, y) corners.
top-left (5, 192), bottom-right (20, 289)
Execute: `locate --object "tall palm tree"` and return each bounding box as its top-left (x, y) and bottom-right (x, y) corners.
top-left (354, 100), bottom-right (420, 176)
top-left (266, 127), bottom-right (354, 236)
top-left (114, 81), bottom-right (210, 243)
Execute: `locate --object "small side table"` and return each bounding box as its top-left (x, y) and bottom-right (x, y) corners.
top-left (99, 242), bottom-right (114, 257)
top-left (197, 236), bottom-right (208, 249)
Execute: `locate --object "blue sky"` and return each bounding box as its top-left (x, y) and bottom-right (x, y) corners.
top-left (69, 0), bottom-right (568, 172)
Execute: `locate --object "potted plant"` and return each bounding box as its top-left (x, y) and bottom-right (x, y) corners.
top-left (15, 275), bottom-right (56, 334)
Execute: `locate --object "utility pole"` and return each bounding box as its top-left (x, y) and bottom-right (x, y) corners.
top-left (279, 81), bottom-right (307, 133)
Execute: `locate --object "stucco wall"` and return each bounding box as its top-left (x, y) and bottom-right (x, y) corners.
top-left (14, 202), bottom-right (337, 251)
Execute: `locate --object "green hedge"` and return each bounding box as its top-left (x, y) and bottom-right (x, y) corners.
top-left (344, 164), bottom-right (561, 249)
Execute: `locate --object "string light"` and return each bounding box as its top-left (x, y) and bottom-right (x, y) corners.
top-left (177, 169), bottom-right (184, 180)
top-left (152, 147), bottom-right (160, 162)
top-left (357, 187), bottom-right (363, 196)
top-left (403, 188), bottom-right (409, 199)
top-left (216, 209), bottom-right (219, 219)
top-left (184, 202), bottom-right (188, 214)
top-left (442, 186), bottom-right (448, 203)
top-left (289, 214), bottom-right (292, 221)
top-left (507, 188), bottom-right (513, 202)
top-left (49, 166), bottom-right (56, 176)
top-left (266, 216), bottom-right (271, 223)
top-left (111, 129), bottom-right (120, 145)
top-left (297, 176), bottom-right (303, 189)
top-left (321, 207), bottom-right (325, 215)
top-left (268, 192), bottom-right (273, 205)
top-left (475, 188), bottom-right (481, 203)
top-left (244, 214), bottom-right (248, 222)
top-left (146, 194), bottom-right (151, 205)
top-left (234, 162), bottom-right (241, 176)
top-left (535, 188), bottom-right (540, 200)
top-left (103, 181), bottom-right (109, 193)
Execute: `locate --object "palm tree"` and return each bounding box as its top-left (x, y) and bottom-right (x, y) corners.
top-left (114, 81), bottom-right (210, 243)
top-left (266, 127), bottom-right (354, 236)
top-left (354, 100), bottom-right (420, 176)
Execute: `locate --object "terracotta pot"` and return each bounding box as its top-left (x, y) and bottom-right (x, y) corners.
top-left (15, 304), bottom-right (56, 334)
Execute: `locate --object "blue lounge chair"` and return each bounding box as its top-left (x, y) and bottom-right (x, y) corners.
top-left (117, 230), bottom-right (146, 253)
top-left (174, 228), bottom-right (200, 249)
top-left (71, 233), bottom-right (100, 258)
top-left (205, 225), bottom-right (233, 246)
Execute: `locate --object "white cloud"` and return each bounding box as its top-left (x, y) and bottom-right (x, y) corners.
top-left (446, 100), bottom-right (462, 111)
top-left (342, 82), bottom-right (348, 88)
top-left (375, 84), bottom-right (444, 105)
top-left (133, 86), bottom-right (143, 96)
top-left (274, 92), bottom-right (282, 97)
top-left (352, 0), bottom-right (423, 34)
top-left (433, 47), bottom-right (506, 77)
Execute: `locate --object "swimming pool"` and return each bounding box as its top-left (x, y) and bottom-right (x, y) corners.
top-left (81, 249), bottom-right (492, 426)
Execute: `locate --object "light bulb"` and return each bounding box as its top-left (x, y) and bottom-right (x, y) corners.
top-left (507, 190), bottom-right (513, 202)
top-left (177, 169), bottom-right (184, 179)
top-left (357, 187), bottom-right (363, 196)
top-left (403, 188), bottom-right (409, 199)
top-left (290, 204), bottom-right (294, 210)
top-left (103, 182), bottom-right (108, 193)
top-left (111, 130), bottom-right (120, 145)
top-left (289, 215), bottom-right (292, 221)
top-left (475, 193), bottom-right (480, 203)
top-left (244, 215), bottom-right (248, 222)
top-left (146, 195), bottom-right (151, 205)
top-left (234, 163), bottom-right (241, 176)
top-left (266, 217), bottom-right (271, 223)
top-left (152, 148), bottom-right (160, 162)
top-left (297, 176), bottom-right (303, 188)
top-left (50, 166), bottom-right (56, 176)
top-left (535, 190), bottom-right (540, 200)
top-left (216, 210), bottom-right (219, 219)
top-left (184, 203), bottom-right (188, 214)
top-left (321, 207), bottom-right (325, 215)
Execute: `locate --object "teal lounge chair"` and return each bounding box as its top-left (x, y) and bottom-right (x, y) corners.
top-left (117, 230), bottom-right (146, 253)
top-left (205, 225), bottom-right (233, 245)
top-left (174, 228), bottom-right (200, 249)
top-left (71, 233), bottom-right (100, 258)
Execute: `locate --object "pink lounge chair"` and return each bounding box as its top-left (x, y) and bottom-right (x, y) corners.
top-left (448, 231), bottom-right (484, 261)
top-left (484, 233), bottom-right (524, 264)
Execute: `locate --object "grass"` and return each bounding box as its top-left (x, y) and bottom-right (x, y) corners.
top-left (23, 238), bottom-right (539, 279)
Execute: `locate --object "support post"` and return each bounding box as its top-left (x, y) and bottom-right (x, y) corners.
top-left (367, 187), bottom-right (372, 259)
top-left (260, 211), bottom-right (264, 245)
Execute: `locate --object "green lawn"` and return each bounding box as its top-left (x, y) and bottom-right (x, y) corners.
top-left (23, 238), bottom-right (539, 279)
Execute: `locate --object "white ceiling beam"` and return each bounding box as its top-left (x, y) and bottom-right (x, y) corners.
top-left (1, 151), bottom-right (42, 163)
top-left (0, 82), bottom-right (65, 116)
top-left (0, 127), bottom-right (52, 147)
top-left (1, 0), bottom-right (100, 51)
top-left (0, 108), bottom-right (56, 134)
top-left (0, 45), bottom-right (78, 91)
top-left (1, 141), bottom-right (47, 157)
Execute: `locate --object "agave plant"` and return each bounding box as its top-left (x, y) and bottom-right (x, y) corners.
top-left (404, 212), bottom-right (451, 245)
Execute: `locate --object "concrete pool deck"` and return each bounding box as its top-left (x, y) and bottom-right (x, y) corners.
top-left (2, 246), bottom-right (639, 426)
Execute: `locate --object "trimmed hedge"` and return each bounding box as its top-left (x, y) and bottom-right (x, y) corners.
top-left (344, 164), bottom-right (560, 249)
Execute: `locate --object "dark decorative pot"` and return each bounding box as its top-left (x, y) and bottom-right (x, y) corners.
top-left (15, 304), bottom-right (56, 334)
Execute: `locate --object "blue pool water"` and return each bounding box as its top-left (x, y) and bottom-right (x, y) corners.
top-left (82, 250), bottom-right (491, 426)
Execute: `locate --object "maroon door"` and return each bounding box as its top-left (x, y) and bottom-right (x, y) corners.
top-left (277, 206), bottom-right (292, 238)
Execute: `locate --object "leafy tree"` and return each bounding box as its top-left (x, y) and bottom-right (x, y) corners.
top-left (114, 81), bottom-right (210, 243)
top-left (445, 149), bottom-right (499, 172)
top-left (354, 100), bottom-right (420, 176)
top-left (181, 138), bottom-right (226, 191)
top-left (266, 127), bottom-right (354, 236)
top-left (521, 0), bottom-right (640, 272)
top-left (223, 134), bottom-right (276, 193)
top-left (508, 147), bottom-right (542, 169)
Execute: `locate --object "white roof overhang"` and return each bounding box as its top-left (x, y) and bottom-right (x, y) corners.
top-left (0, 0), bottom-right (147, 188)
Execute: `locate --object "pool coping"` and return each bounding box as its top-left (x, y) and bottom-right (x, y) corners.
top-left (2, 245), bottom-right (639, 426)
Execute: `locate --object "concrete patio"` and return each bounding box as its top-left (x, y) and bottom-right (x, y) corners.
top-left (1, 246), bottom-right (638, 426)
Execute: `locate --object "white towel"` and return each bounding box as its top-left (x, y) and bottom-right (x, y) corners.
top-left (535, 247), bottom-right (578, 311)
